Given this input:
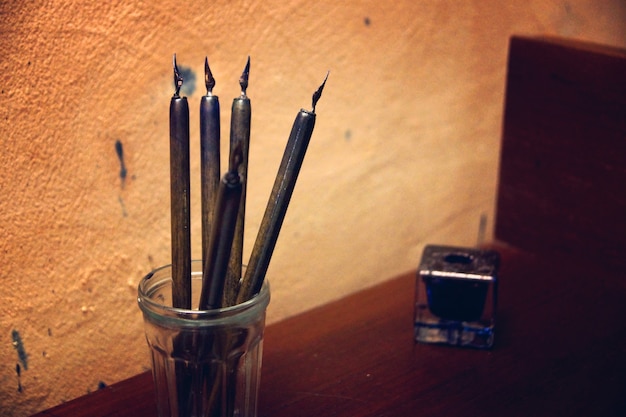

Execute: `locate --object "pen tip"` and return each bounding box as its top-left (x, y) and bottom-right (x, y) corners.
top-left (173, 54), bottom-right (184, 98)
top-left (312, 71), bottom-right (329, 112)
top-left (205, 56), bottom-right (216, 95)
top-left (239, 56), bottom-right (250, 96)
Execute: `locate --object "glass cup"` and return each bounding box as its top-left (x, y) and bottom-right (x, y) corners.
top-left (138, 261), bottom-right (270, 417)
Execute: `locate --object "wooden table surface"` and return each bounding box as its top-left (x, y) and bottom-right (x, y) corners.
top-left (33, 243), bottom-right (626, 417)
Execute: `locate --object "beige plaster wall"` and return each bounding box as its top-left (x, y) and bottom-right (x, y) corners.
top-left (1, 0), bottom-right (624, 414)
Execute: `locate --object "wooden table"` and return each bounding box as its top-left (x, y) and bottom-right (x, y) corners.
top-left (33, 243), bottom-right (626, 417)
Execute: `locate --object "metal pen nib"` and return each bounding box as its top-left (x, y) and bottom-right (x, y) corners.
top-left (205, 56), bottom-right (216, 96)
top-left (173, 54), bottom-right (184, 98)
top-left (312, 71), bottom-right (329, 112)
top-left (239, 56), bottom-right (250, 97)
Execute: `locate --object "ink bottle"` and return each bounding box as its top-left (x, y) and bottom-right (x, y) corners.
top-left (414, 245), bottom-right (499, 349)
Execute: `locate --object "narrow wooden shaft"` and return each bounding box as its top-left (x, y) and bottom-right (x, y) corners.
top-left (237, 109), bottom-right (315, 303)
top-left (199, 172), bottom-right (243, 310)
top-left (169, 96), bottom-right (191, 309)
top-left (200, 95), bottom-right (221, 273)
top-left (224, 97), bottom-right (251, 306)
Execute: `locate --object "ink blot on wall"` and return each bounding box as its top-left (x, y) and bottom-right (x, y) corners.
top-left (115, 140), bottom-right (129, 217)
top-left (11, 330), bottom-right (28, 371)
top-left (12, 330), bottom-right (28, 394)
top-left (177, 65), bottom-right (196, 96)
top-left (115, 140), bottom-right (127, 187)
top-left (16, 364), bottom-right (23, 393)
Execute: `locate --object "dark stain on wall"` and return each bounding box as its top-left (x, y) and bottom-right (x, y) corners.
top-left (16, 363), bottom-right (23, 393)
top-left (115, 139), bottom-right (127, 187)
top-left (178, 65), bottom-right (196, 96)
top-left (118, 196), bottom-right (128, 217)
top-left (11, 330), bottom-right (28, 371)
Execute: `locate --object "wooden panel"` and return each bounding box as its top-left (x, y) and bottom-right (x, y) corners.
top-left (495, 36), bottom-right (626, 269)
top-left (32, 244), bottom-right (626, 417)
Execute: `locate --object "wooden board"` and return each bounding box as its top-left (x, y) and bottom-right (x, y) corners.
top-left (31, 244), bottom-right (626, 417)
top-left (495, 36), bottom-right (626, 270)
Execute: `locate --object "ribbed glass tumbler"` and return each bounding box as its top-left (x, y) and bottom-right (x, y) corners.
top-left (138, 261), bottom-right (270, 417)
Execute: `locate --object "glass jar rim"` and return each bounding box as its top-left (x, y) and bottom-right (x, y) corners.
top-left (137, 261), bottom-right (270, 326)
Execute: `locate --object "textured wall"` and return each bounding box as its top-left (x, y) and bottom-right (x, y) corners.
top-left (1, 0), bottom-right (625, 415)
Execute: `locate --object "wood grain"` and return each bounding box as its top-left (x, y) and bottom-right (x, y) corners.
top-left (169, 95), bottom-right (192, 309)
top-left (496, 36), bottom-right (626, 270)
top-left (32, 244), bottom-right (626, 417)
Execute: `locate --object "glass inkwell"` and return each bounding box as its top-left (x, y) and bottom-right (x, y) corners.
top-left (414, 245), bottom-right (499, 349)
